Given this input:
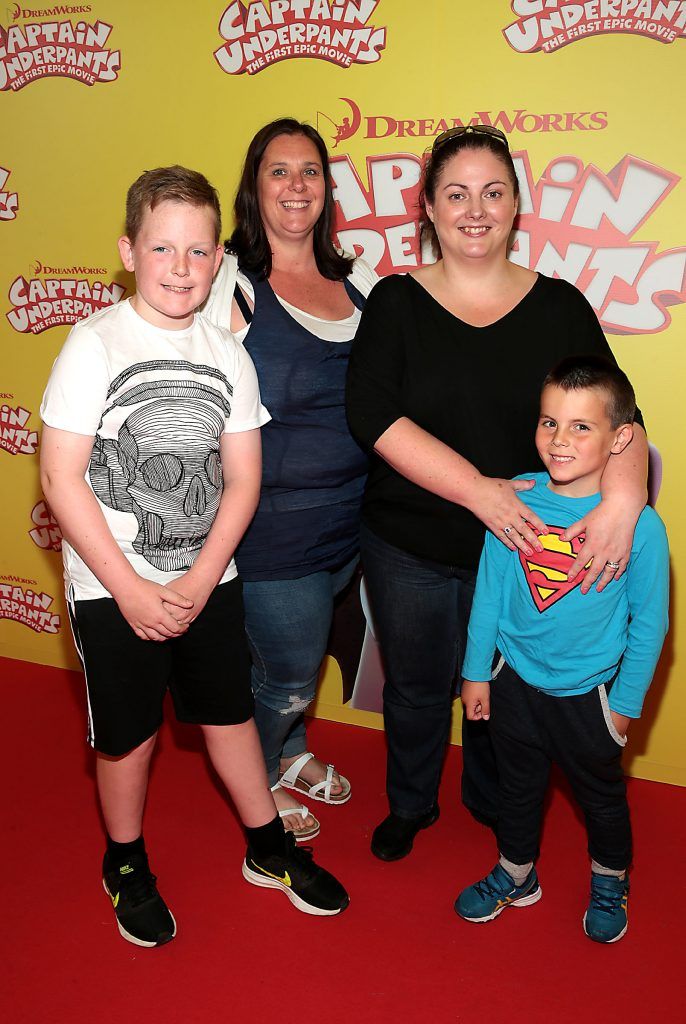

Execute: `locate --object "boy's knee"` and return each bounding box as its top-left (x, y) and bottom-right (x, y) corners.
top-left (96, 732), bottom-right (158, 763)
top-left (198, 719), bottom-right (255, 740)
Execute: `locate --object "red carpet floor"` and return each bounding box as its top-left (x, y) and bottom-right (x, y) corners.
top-left (3, 656), bottom-right (684, 1024)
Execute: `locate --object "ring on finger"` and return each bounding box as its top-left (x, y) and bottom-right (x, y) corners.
top-left (503, 526), bottom-right (513, 536)
top-left (605, 560), bottom-right (620, 570)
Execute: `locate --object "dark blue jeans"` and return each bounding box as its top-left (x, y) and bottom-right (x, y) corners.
top-left (361, 524), bottom-right (498, 821)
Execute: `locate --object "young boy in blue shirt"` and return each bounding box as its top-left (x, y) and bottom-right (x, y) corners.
top-left (40, 166), bottom-right (348, 948)
top-left (455, 355), bottom-right (669, 943)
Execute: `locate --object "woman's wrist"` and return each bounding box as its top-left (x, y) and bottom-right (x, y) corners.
top-left (460, 471), bottom-right (488, 515)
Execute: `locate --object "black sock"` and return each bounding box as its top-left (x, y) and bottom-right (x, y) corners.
top-left (245, 815), bottom-right (286, 859)
top-left (105, 834), bottom-right (146, 868)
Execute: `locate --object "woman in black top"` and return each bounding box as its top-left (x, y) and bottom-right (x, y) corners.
top-left (346, 126), bottom-right (648, 861)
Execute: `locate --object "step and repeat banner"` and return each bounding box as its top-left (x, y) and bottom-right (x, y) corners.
top-left (2, 2), bottom-right (685, 784)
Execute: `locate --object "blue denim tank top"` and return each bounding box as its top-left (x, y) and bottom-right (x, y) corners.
top-left (235, 269), bottom-right (368, 581)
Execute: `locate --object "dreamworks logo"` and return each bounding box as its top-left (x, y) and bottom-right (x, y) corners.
top-left (31, 259), bottom-right (107, 275)
top-left (6, 3), bottom-right (93, 17)
top-left (316, 98), bottom-right (608, 147)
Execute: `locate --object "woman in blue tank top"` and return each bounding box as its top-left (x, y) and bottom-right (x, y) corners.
top-left (203, 119), bottom-right (378, 840)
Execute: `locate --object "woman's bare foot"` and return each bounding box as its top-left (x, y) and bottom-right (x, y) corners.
top-left (279, 753), bottom-right (346, 798)
top-left (271, 784), bottom-right (319, 835)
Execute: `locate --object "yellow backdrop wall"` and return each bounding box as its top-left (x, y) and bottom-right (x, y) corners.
top-left (2, 1), bottom-right (684, 785)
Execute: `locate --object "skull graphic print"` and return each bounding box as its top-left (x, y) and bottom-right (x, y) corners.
top-left (88, 360), bottom-right (232, 573)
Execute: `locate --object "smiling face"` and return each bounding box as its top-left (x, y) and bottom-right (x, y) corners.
top-left (425, 148), bottom-right (518, 262)
top-left (256, 133), bottom-right (326, 248)
top-left (118, 200), bottom-right (223, 331)
top-left (536, 384), bottom-right (633, 497)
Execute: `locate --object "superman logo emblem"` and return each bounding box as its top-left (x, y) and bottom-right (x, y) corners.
top-left (519, 525), bottom-right (591, 612)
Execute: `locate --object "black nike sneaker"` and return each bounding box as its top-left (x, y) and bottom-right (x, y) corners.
top-left (242, 833), bottom-right (349, 916)
top-left (102, 851), bottom-right (176, 947)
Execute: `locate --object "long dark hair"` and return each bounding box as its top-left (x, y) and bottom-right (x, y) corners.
top-left (420, 132), bottom-right (520, 259)
top-left (226, 117), bottom-right (353, 281)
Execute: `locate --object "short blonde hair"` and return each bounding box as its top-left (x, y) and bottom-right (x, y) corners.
top-left (125, 165), bottom-right (221, 244)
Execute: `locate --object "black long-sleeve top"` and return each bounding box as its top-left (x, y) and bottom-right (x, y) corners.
top-left (345, 272), bottom-right (630, 572)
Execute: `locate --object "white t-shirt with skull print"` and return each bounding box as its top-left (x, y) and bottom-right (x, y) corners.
top-left (41, 298), bottom-right (270, 600)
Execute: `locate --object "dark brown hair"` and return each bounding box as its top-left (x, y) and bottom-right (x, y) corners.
top-left (419, 132), bottom-right (520, 259)
top-left (227, 117), bottom-right (352, 280)
top-left (125, 165), bottom-right (221, 244)
top-left (543, 355), bottom-right (636, 428)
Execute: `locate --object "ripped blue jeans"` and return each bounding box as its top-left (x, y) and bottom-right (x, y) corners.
top-left (242, 557), bottom-right (358, 787)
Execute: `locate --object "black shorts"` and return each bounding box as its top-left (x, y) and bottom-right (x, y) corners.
top-left (68, 578), bottom-right (254, 756)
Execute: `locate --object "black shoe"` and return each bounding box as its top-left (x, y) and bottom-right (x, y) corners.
top-left (102, 851), bottom-right (176, 947)
top-left (371, 805), bottom-right (440, 861)
top-left (242, 832), bottom-right (349, 916)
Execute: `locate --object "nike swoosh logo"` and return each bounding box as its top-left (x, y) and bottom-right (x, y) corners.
top-left (250, 859), bottom-right (291, 888)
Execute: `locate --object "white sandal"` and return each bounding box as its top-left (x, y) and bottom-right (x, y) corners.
top-left (278, 752), bottom-right (352, 805)
top-left (271, 782), bottom-right (320, 842)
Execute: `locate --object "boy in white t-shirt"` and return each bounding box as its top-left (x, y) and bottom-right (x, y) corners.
top-left (40, 166), bottom-right (349, 948)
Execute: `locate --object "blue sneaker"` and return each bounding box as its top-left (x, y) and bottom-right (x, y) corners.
top-left (583, 872), bottom-right (629, 943)
top-left (455, 862), bottom-right (542, 923)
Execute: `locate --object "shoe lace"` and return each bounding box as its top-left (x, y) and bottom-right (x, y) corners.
top-left (120, 866), bottom-right (159, 908)
top-left (292, 844), bottom-right (315, 862)
top-left (589, 883), bottom-right (626, 917)
top-left (474, 871), bottom-right (509, 902)
top-left (284, 838), bottom-right (319, 881)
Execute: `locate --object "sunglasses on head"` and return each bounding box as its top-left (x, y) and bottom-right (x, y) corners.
top-left (432, 124), bottom-right (509, 154)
